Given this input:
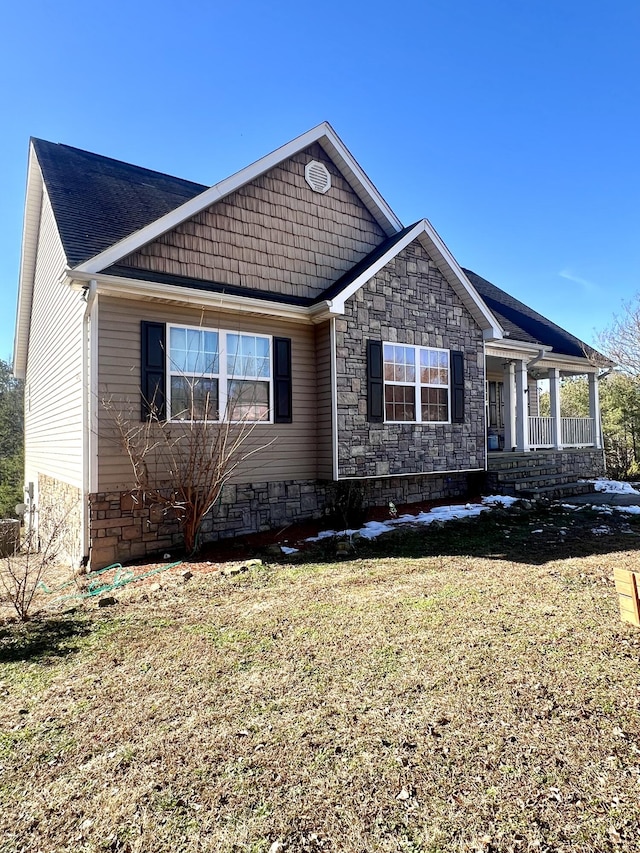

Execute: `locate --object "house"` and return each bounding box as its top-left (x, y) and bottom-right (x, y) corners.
top-left (14, 122), bottom-right (607, 569)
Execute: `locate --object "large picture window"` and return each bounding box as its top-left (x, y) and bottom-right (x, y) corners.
top-left (167, 325), bottom-right (271, 422)
top-left (383, 343), bottom-right (450, 423)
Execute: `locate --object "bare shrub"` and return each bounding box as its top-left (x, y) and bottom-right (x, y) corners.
top-left (0, 505), bottom-right (73, 621)
top-left (104, 381), bottom-right (275, 556)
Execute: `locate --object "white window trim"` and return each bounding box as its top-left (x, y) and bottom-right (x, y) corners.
top-left (167, 324), bottom-right (273, 423)
top-left (383, 342), bottom-right (451, 425)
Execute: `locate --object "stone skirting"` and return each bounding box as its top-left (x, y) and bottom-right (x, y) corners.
top-left (487, 448), bottom-right (606, 478)
top-left (88, 471), bottom-right (477, 569)
top-left (37, 474), bottom-right (83, 566)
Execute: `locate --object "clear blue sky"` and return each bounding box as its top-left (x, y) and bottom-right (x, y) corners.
top-left (1, 0), bottom-right (639, 363)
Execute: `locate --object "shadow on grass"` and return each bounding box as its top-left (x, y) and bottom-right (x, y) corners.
top-left (0, 614), bottom-right (92, 664)
top-left (265, 503), bottom-right (640, 567)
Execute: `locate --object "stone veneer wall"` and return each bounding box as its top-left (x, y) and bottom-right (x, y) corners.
top-left (88, 471), bottom-right (476, 569)
top-left (335, 240), bottom-right (486, 479)
top-left (37, 473), bottom-right (83, 566)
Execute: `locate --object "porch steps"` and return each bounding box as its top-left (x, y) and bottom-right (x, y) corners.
top-left (486, 452), bottom-right (596, 501)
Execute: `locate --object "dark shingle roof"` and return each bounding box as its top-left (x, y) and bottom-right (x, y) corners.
top-left (463, 268), bottom-right (597, 359)
top-left (105, 264), bottom-right (316, 307)
top-left (317, 222), bottom-right (420, 302)
top-left (30, 138), bottom-right (602, 365)
top-left (33, 138), bottom-right (207, 267)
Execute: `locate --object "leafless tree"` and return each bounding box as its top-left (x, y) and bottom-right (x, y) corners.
top-left (1, 504), bottom-right (73, 621)
top-left (104, 380), bottom-right (276, 556)
top-left (596, 295), bottom-right (640, 376)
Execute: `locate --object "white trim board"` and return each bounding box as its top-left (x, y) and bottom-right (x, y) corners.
top-left (328, 220), bottom-right (503, 339)
top-left (74, 122), bottom-right (404, 276)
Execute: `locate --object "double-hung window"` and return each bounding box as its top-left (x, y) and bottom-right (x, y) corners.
top-left (383, 343), bottom-right (450, 423)
top-left (167, 325), bottom-right (271, 422)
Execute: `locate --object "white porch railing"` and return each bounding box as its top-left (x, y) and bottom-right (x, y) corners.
top-left (529, 416), bottom-right (554, 448)
top-left (561, 417), bottom-right (595, 447)
top-left (528, 416), bottom-right (595, 448)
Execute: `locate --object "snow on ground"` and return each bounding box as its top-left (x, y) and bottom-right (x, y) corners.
top-left (591, 479), bottom-right (640, 495)
top-left (304, 495), bottom-right (518, 544)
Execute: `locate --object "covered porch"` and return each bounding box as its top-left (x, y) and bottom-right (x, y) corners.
top-left (485, 344), bottom-right (603, 453)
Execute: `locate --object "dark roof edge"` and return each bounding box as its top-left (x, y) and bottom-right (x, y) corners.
top-left (103, 265), bottom-right (316, 307)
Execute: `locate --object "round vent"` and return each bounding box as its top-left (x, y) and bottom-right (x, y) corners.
top-left (305, 160), bottom-right (331, 194)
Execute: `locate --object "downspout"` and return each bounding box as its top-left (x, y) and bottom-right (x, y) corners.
top-left (81, 280), bottom-right (98, 567)
top-left (526, 348), bottom-right (550, 370)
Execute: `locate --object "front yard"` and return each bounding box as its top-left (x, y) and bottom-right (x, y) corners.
top-left (1, 502), bottom-right (640, 852)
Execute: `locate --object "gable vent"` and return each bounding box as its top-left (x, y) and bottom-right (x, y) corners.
top-left (305, 160), bottom-right (331, 194)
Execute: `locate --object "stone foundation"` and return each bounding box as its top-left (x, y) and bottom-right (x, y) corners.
top-left (88, 471), bottom-right (478, 569)
top-left (37, 474), bottom-right (83, 566)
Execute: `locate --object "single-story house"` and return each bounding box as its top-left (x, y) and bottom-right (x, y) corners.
top-left (14, 122), bottom-right (607, 568)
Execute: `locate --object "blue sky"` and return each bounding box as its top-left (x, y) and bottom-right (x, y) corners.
top-left (1, 0), bottom-right (639, 363)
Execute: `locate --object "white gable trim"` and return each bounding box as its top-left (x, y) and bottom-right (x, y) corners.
top-left (327, 220), bottom-right (503, 339)
top-left (14, 144), bottom-right (46, 378)
top-left (74, 122), bottom-right (403, 275)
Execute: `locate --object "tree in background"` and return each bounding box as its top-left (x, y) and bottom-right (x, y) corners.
top-left (539, 373), bottom-right (640, 479)
top-left (592, 298), bottom-right (640, 477)
top-left (0, 359), bottom-right (24, 518)
top-left (597, 295), bottom-right (640, 376)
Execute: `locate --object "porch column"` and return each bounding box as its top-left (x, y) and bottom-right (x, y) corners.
top-left (503, 361), bottom-right (516, 451)
top-left (549, 367), bottom-right (563, 450)
top-left (515, 359), bottom-right (530, 452)
top-left (588, 372), bottom-right (602, 448)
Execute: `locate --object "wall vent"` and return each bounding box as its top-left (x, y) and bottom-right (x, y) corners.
top-left (305, 160), bottom-right (331, 194)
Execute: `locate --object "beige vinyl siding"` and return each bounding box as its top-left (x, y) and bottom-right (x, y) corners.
top-left (528, 380), bottom-right (539, 417)
top-left (121, 143), bottom-right (387, 300)
top-left (97, 298), bottom-right (319, 490)
top-left (24, 191), bottom-right (84, 490)
top-left (315, 321), bottom-right (333, 479)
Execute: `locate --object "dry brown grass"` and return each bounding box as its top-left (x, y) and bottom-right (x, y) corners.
top-left (1, 503), bottom-right (640, 852)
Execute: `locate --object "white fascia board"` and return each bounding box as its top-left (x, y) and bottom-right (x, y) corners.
top-left (486, 340), bottom-right (548, 357)
top-left (328, 219), bottom-right (503, 339)
top-left (318, 124), bottom-right (403, 237)
top-left (13, 145), bottom-right (45, 378)
top-left (75, 122), bottom-right (403, 275)
top-left (65, 270), bottom-right (315, 325)
top-left (535, 353), bottom-right (601, 372)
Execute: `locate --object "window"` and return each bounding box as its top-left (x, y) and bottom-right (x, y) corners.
top-left (383, 343), bottom-right (450, 423)
top-left (167, 325), bottom-right (271, 422)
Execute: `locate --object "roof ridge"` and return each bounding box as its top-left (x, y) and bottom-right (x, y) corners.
top-left (31, 137), bottom-right (208, 191)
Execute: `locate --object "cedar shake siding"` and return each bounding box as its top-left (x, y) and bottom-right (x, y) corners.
top-left (96, 298), bottom-right (322, 490)
top-left (25, 192), bottom-right (85, 492)
top-left (335, 240), bottom-right (486, 479)
top-left (119, 144), bottom-right (387, 300)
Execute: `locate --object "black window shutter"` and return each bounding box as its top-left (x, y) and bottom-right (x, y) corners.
top-left (450, 350), bottom-right (465, 424)
top-left (141, 321), bottom-right (166, 420)
top-left (273, 337), bottom-right (292, 423)
top-left (367, 339), bottom-right (384, 423)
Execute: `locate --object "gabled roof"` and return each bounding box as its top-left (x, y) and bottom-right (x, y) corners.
top-left (32, 138), bottom-right (208, 267)
top-left (463, 268), bottom-right (599, 359)
top-left (64, 122), bottom-right (402, 274)
top-left (319, 220), bottom-right (503, 340)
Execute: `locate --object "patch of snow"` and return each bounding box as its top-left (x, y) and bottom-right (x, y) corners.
top-left (358, 521), bottom-right (394, 539)
top-left (590, 479), bottom-right (640, 495)
top-left (302, 494), bottom-right (523, 545)
top-left (304, 529), bottom-right (338, 542)
top-left (280, 546), bottom-right (299, 555)
top-left (591, 526), bottom-right (612, 535)
top-left (610, 505), bottom-right (640, 515)
top-left (531, 529), bottom-right (543, 534)
top-left (482, 495), bottom-right (518, 507)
